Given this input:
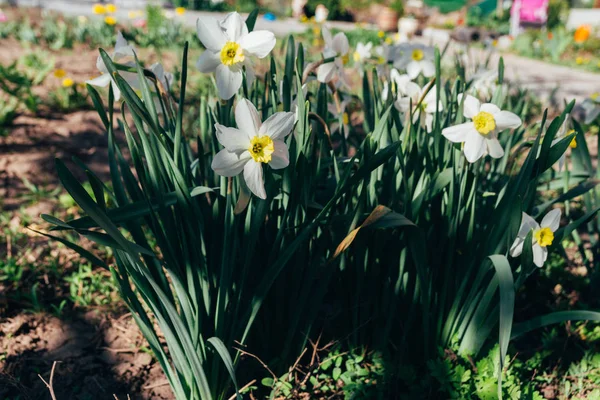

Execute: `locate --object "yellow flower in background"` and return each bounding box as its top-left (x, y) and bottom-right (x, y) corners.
top-left (128, 10), bottom-right (143, 19)
top-left (377, 30), bottom-right (385, 38)
top-left (106, 3), bottom-right (117, 13)
top-left (385, 37), bottom-right (392, 45)
top-left (77, 15), bottom-right (88, 24)
top-left (53, 69), bottom-right (66, 78)
top-left (591, 92), bottom-right (599, 100)
top-left (576, 56), bottom-right (584, 65)
top-left (77, 82), bottom-right (86, 90)
top-left (62, 78), bottom-right (74, 88)
top-left (92, 4), bottom-right (106, 14)
top-left (105, 16), bottom-right (117, 25)
top-left (312, 25), bottom-right (321, 36)
top-left (175, 7), bottom-right (186, 15)
top-left (300, 15), bottom-right (308, 23)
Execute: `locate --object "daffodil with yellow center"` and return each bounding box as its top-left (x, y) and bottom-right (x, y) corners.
top-left (510, 208), bottom-right (561, 267)
top-left (442, 94), bottom-right (522, 163)
top-left (220, 41), bottom-right (245, 66)
top-left (316, 26), bottom-right (349, 84)
top-left (411, 49), bottom-right (424, 61)
top-left (472, 111), bottom-right (496, 135)
top-left (249, 136), bottom-right (274, 163)
top-left (211, 99), bottom-right (295, 199)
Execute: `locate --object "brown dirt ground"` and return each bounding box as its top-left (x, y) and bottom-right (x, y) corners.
top-left (0, 13), bottom-right (178, 398)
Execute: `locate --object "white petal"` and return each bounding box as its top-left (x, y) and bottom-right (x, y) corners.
top-left (86, 74), bottom-right (112, 88)
top-left (463, 132), bottom-right (487, 163)
top-left (196, 51), bottom-right (221, 73)
top-left (317, 62), bottom-right (336, 83)
top-left (259, 112), bottom-right (295, 140)
top-left (332, 32), bottom-right (349, 55)
top-left (215, 124), bottom-right (250, 152)
top-left (211, 149), bottom-right (250, 177)
top-left (480, 103), bottom-right (501, 114)
top-left (509, 237), bottom-right (524, 257)
top-left (239, 31), bottom-right (276, 58)
top-left (486, 137), bottom-right (504, 159)
top-left (216, 64), bottom-right (243, 100)
top-left (532, 244), bottom-right (547, 267)
top-left (269, 140), bottom-right (289, 169)
top-left (459, 94), bottom-right (480, 119)
top-left (420, 60), bottom-right (435, 77)
top-left (517, 212), bottom-right (540, 238)
top-left (406, 61), bottom-right (421, 79)
top-left (196, 16), bottom-right (227, 52)
top-left (244, 160), bottom-right (266, 199)
top-left (395, 97), bottom-right (412, 113)
top-left (322, 25), bottom-right (333, 47)
top-left (424, 113), bottom-right (434, 132)
top-left (235, 99), bottom-right (261, 136)
top-left (442, 122), bottom-right (475, 143)
top-left (110, 80), bottom-right (122, 101)
top-left (114, 31), bottom-right (135, 60)
top-left (401, 81), bottom-right (422, 99)
top-left (541, 208), bottom-right (561, 231)
top-left (221, 12), bottom-right (247, 42)
top-left (494, 111), bottom-right (522, 130)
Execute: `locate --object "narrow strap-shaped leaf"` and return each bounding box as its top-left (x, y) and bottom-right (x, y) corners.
top-left (207, 337), bottom-right (241, 400)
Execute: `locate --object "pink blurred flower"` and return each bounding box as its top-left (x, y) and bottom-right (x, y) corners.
top-left (0, 12), bottom-right (8, 23)
top-left (133, 19), bottom-right (146, 28)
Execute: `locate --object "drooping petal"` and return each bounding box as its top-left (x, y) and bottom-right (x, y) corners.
top-left (235, 98), bottom-right (261, 137)
top-left (517, 212), bottom-right (540, 239)
top-left (113, 31), bottom-right (135, 60)
top-left (269, 140), bottom-right (289, 169)
top-left (239, 30), bottom-right (276, 58)
top-left (458, 94), bottom-right (480, 119)
top-left (196, 16), bottom-right (227, 52)
top-left (322, 25), bottom-right (333, 48)
top-left (221, 12), bottom-right (247, 42)
top-left (486, 137), bottom-right (504, 159)
top-left (402, 81), bottom-right (422, 99)
top-left (509, 237), bottom-right (525, 257)
top-left (532, 244), bottom-right (547, 267)
top-left (215, 124), bottom-right (250, 152)
top-left (424, 113), bottom-right (434, 132)
top-left (259, 112), bottom-right (295, 140)
top-left (211, 149), bottom-right (250, 177)
top-left (332, 32), bottom-right (349, 55)
top-left (541, 208), bottom-right (561, 231)
top-left (394, 97), bottom-right (412, 113)
top-left (420, 60), bottom-right (435, 77)
top-left (463, 132), bottom-right (487, 163)
top-left (442, 122), bottom-right (475, 143)
top-left (480, 103), bottom-right (501, 115)
top-left (317, 62), bottom-right (337, 83)
top-left (215, 64), bottom-right (243, 100)
top-left (494, 111), bottom-right (522, 130)
top-left (406, 61), bottom-right (421, 79)
top-left (196, 50), bottom-right (221, 73)
top-left (243, 160), bottom-right (266, 199)
top-left (86, 74), bottom-right (112, 88)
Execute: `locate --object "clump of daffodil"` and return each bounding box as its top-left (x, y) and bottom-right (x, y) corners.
top-left (442, 94), bottom-right (522, 163)
top-left (394, 43), bottom-right (435, 79)
top-left (211, 99), bottom-right (295, 199)
top-left (92, 4), bottom-right (106, 14)
top-left (195, 12), bottom-right (276, 100)
top-left (510, 209), bottom-right (561, 267)
top-left (317, 26), bottom-right (349, 85)
top-left (352, 42), bottom-right (372, 73)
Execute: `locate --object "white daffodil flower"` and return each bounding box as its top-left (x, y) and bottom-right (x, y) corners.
top-left (352, 41), bottom-right (372, 72)
top-left (328, 97), bottom-right (352, 137)
top-left (510, 209), bottom-right (561, 268)
top-left (86, 31), bottom-right (140, 101)
top-left (394, 43), bottom-right (435, 79)
top-left (211, 99), bottom-right (295, 199)
top-left (469, 69), bottom-right (500, 99)
top-left (381, 68), bottom-right (412, 102)
top-left (442, 94), bottom-right (522, 163)
top-left (195, 12), bottom-right (276, 100)
top-left (551, 114), bottom-right (577, 172)
top-left (395, 83), bottom-right (442, 133)
top-left (149, 62), bottom-right (174, 91)
top-left (317, 26), bottom-right (350, 84)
